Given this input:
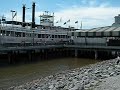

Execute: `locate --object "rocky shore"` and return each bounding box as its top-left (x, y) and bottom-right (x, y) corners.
top-left (9, 58), bottom-right (120, 90)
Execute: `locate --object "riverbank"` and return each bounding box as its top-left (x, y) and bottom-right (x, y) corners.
top-left (9, 58), bottom-right (120, 90)
top-left (0, 58), bottom-right (98, 89)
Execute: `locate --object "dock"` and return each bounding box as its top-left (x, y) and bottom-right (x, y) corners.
top-left (0, 43), bottom-right (120, 63)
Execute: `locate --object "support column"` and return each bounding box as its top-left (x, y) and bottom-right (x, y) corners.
top-left (28, 51), bottom-right (32, 61)
top-left (75, 49), bottom-right (78, 57)
top-left (45, 49), bottom-right (48, 59)
top-left (42, 49), bottom-right (44, 59)
top-left (95, 50), bottom-right (98, 60)
top-left (8, 53), bottom-right (11, 64)
top-left (8, 51), bottom-right (15, 64)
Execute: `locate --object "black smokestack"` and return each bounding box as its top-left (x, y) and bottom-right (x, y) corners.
top-left (32, 2), bottom-right (35, 28)
top-left (22, 4), bottom-right (25, 27)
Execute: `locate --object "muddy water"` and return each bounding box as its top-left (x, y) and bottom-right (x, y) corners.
top-left (0, 58), bottom-right (100, 89)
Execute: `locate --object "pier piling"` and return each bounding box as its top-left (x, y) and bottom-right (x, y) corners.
top-left (75, 49), bottom-right (78, 57)
top-left (95, 51), bottom-right (98, 60)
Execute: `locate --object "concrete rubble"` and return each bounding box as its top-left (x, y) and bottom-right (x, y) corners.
top-left (9, 58), bottom-right (120, 90)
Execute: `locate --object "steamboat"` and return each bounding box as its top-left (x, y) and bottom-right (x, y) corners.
top-left (0, 2), bottom-right (73, 47)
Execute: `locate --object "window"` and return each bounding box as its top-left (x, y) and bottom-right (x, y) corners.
top-left (15, 32), bottom-right (21, 37)
top-left (6, 31), bottom-right (10, 36)
top-left (11, 31), bottom-right (14, 36)
top-left (2, 30), bottom-right (5, 35)
top-left (23, 33), bottom-right (25, 37)
top-left (61, 35), bottom-right (64, 38)
top-left (55, 35), bottom-right (57, 38)
top-left (41, 34), bottom-right (45, 38)
top-left (58, 35), bottom-right (60, 38)
top-left (52, 35), bottom-right (54, 38)
top-left (63, 35), bottom-right (65, 38)
top-left (38, 34), bottom-right (41, 38)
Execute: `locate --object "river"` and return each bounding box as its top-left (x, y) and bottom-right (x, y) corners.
top-left (0, 57), bottom-right (100, 89)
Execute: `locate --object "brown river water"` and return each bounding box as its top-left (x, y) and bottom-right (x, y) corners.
top-left (0, 57), bottom-right (100, 89)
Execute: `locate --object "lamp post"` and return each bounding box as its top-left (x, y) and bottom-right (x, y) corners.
top-left (11, 10), bottom-right (16, 21)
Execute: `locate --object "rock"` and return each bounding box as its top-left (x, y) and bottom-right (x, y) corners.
top-left (10, 58), bottom-right (120, 90)
top-left (115, 65), bottom-right (120, 68)
top-left (55, 81), bottom-right (66, 89)
top-left (109, 72), bottom-right (115, 76)
top-left (49, 84), bottom-right (54, 89)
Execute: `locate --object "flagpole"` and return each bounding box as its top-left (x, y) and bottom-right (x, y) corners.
top-left (69, 20), bottom-right (70, 28)
top-left (77, 23), bottom-right (78, 29)
top-left (60, 17), bottom-right (62, 26)
top-left (80, 21), bottom-right (82, 29)
top-left (15, 12), bottom-right (17, 25)
top-left (11, 10), bottom-right (16, 27)
top-left (67, 19), bottom-right (70, 28)
top-left (56, 21), bottom-right (58, 26)
top-left (75, 21), bottom-right (78, 29)
top-left (11, 10), bottom-right (16, 21)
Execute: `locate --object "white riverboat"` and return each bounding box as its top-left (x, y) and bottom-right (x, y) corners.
top-left (0, 2), bottom-right (73, 46)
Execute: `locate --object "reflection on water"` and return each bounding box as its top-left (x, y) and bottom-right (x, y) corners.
top-left (0, 58), bottom-right (100, 89)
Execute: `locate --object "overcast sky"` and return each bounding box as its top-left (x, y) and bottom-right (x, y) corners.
top-left (0, 0), bottom-right (120, 29)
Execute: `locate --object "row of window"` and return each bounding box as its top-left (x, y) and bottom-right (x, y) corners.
top-left (38, 25), bottom-right (71, 31)
top-left (71, 32), bottom-right (120, 37)
top-left (0, 30), bottom-right (69, 38)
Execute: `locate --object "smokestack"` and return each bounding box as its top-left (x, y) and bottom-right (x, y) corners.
top-left (22, 4), bottom-right (26, 27)
top-left (32, 2), bottom-right (35, 28)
